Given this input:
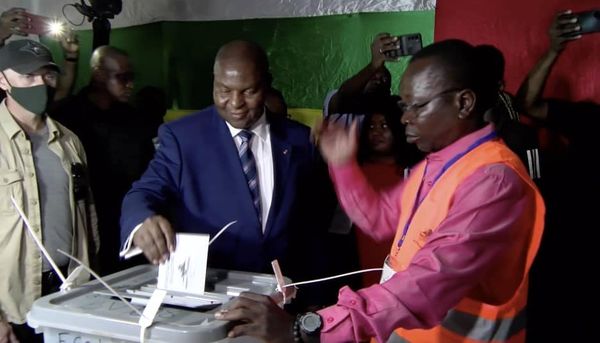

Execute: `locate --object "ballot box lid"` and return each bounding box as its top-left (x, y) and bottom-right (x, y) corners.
top-left (27, 264), bottom-right (288, 343)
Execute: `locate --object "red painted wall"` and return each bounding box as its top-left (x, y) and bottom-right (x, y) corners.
top-left (435, 0), bottom-right (599, 102)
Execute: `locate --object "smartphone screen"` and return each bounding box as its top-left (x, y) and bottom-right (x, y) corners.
top-left (576, 10), bottom-right (600, 35)
top-left (384, 33), bottom-right (423, 59)
top-left (22, 13), bottom-right (51, 35)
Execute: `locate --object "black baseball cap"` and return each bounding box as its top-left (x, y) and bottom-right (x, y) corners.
top-left (0, 39), bottom-right (60, 74)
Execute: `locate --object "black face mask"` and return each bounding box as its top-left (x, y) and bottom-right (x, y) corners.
top-left (10, 84), bottom-right (49, 116)
top-left (2, 72), bottom-right (53, 116)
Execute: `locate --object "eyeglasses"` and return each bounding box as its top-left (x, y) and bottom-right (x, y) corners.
top-left (397, 88), bottom-right (462, 114)
top-left (111, 71), bottom-right (135, 84)
top-left (101, 68), bottom-right (135, 84)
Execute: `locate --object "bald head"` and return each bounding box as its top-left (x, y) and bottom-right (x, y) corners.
top-left (212, 41), bottom-right (270, 129)
top-left (90, 45), bottom-right (129, 69)
top-left (89, 45), bottom-right (134, 103)
top-left (214, 40), bottom-right (269, 78)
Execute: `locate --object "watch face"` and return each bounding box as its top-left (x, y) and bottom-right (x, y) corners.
top-left (300, 312), bottom-right (322, 334)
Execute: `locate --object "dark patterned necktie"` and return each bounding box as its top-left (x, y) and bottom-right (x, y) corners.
top-left (238, 130), bottom-right (261, 223)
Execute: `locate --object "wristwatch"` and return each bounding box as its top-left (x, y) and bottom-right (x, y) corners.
top-left (298, 312), bottom-right (323, 336)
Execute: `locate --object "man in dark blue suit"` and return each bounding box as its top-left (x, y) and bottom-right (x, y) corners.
top-left (119, 41), bottom-right (335, 301)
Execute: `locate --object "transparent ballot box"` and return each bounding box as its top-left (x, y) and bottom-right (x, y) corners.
top-left (27, 264), bottom-right (288, 343)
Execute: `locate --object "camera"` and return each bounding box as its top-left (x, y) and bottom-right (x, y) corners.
top-left (384, 33), bottom-right (423, 59)
top-left (91, 0), bottom-right (122, 19)
top-left (72, 0), bottom-right (122, 49)
top-left (74, 0), bottom-right (122, 21)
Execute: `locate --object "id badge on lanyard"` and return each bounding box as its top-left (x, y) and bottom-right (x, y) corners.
top-left (380, 255), bottom-right (397, 284)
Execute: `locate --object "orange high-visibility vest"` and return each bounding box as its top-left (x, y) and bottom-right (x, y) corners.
top-left (386, 139), bottom-right (545, 343)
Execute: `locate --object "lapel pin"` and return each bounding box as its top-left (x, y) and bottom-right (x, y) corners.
top-left (283, 149), bottom-right (288, 155)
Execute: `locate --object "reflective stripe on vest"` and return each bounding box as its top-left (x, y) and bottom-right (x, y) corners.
top-left (386, 308), bottom-right (526, 343)
top-left (441, 308), bottom-right (527, 341)
top-left (388, 138), bottom-right (544, 343)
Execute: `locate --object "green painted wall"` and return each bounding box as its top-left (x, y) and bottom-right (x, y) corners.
top-left (44, 11), bottom-right (434, 110)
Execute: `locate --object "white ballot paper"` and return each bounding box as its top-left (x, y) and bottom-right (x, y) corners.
top-left (157, 233), bottom-right (209, 295)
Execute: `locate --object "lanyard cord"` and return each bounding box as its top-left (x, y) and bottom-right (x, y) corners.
top-left (396, 131), bottom-right (498, 248)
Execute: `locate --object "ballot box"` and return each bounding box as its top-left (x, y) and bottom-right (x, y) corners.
top-left (27, 264), bottom-right (287, 343)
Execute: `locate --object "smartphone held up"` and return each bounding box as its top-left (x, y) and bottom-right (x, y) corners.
top-left (574, 9), bottom-right (600, 35)
top-left (21, 12), bottom-right (67, 37)
top-left (561, 9), bottom-right (600, 38)
top-left (384, 33), bottom-right (423, 59)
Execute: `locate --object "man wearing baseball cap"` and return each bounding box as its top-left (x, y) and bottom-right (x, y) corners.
top-left (0, 39), bottom-right (99, 343)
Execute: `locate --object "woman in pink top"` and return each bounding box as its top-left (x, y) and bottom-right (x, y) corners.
top-left (355, 99), bottom-right (421, 286)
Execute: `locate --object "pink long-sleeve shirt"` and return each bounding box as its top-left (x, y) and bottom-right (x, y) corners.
top-left (318, 125), bottom-right (537, 342)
